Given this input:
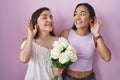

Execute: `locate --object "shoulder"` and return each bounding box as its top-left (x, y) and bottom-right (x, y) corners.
top-left (59, 29), bottom-right (70, 39)
top-left (59, 37), bottom-right (68, 42)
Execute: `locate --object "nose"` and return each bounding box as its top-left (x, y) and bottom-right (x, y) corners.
top-left (76, 14), bottom-right (81, 19)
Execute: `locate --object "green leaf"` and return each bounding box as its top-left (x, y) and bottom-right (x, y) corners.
top-left (52, 60), bottom-right (64, 68)
top-left (63, 61), bottom-right (73, 67)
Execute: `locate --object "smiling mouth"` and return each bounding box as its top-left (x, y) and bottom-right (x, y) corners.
top-left (76, 21), bottom-right (82, 24)
top-left (46, 24), bottom-right (53, 27)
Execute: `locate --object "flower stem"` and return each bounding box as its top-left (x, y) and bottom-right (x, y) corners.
top-left (51, 76), bottom-right (58, 80)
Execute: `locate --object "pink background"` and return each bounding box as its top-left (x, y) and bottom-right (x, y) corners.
top-left (0, 0), bottom-right (120, 80)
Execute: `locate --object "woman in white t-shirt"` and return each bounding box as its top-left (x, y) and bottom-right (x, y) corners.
top-left (19, 7), bottom-right (66, 80)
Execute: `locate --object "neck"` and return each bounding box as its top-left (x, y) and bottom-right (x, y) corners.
top-left (76, 28), bottom-right (90, 36)
top-left (37, 31), bottom-right (52, 41)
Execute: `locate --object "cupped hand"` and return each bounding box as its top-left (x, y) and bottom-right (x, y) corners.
top-left (25, 20), bottom-right (37, 39)
top-left (90, 18), bottom-right (101, 37)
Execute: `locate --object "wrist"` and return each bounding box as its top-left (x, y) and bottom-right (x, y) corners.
top-left (94, 35), bottom-right (102, 40)
top-left (27, 35), bottom-right (34, 39)
top-left (93, 32), bottom-right (100, 37)
top-left (27, 36), bottom-right (34, 42)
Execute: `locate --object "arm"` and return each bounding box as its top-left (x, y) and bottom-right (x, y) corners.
top-left (59, 29), bottom-right (70, 39)
top-left (91, 18), bottom-right (111, 62)
top-left (94, 35), bottom-right (111, 62)
top-left (19, 21), bottom-right (37, 63)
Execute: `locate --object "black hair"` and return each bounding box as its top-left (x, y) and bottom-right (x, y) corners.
top-left (72, 3), bottom-right (96, 31)
top-left (31, 7), bottom-right (55, 39)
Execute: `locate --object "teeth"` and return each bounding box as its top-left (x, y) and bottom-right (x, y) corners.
top-left (47, 24), bottom-right (52, 27)
top-left (76, 21), bottom-right (81, 24)
top-left (46, 23), bottom-right (51, 26)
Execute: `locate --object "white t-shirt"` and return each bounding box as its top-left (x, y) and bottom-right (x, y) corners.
top-left (20, 37), bottom-right (67, 80)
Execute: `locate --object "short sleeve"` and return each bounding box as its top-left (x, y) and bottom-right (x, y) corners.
top-left (20, 40), bottom-right (26, 49)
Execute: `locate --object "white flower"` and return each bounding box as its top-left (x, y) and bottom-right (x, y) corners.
top-left (50, 38), bottom-right (78, 80)
top-left (50, 40), bottom-right (77, 68)
top-left (59, 42), bottom-right (68, 48)
top-left (59, 52), bottom-right (69, 64)
top-left (50, 48), bottom-right (60, 59)
top-left (65, 50), bottom-right (77, 62)
top-left (52, 41), bottom-right (60, 47)
top-left (66, 45), bottom-right (76, 53)
top-left (56, 42), bottom-right (68, 52)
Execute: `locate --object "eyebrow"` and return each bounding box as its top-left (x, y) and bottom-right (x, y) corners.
top-left (41, 14), bottom-right (47, 16)
top-left (80, 11), bottom-right (87, 13)
top-left (41, 14), bottom-right (53, 17)
top-left (75, 11), bottom-right (87, 13)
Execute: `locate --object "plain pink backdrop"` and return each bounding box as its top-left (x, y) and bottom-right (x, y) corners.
top-left (0, 0), bottom-right (120, 80)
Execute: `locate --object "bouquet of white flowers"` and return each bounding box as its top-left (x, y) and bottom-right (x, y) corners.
top-left (50, 40), bottom-right (77, 80)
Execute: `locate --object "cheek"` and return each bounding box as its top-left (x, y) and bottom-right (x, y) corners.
top-left (83, 18), bottom-right (90, 24)
top-left (73, 15), bottom-right (77, 20)
top-left (73, 17), bottom-right (77, 23)
top-left (52, 21), bottom-right (54, 26)
top-left (37, 19), bottom-right (43, 26)
top-left (84, 20), bottom-right (89, 25)
top-left (37, 23), bottom-right (45, 30)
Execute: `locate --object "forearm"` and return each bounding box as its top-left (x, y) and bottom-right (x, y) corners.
top-left (19, 36), bottom-right (33, 63)
top-left (95, 35), bottom-right (111, 62)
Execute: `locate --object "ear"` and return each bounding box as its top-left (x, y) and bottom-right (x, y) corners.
top-left (34, 24), bottom-right (39, 29)
top-left (90, 18), bottom-right (94, 24)
top-left (89, 18), bottom-right (94, 27)
top-left (35, 23), bottom-right (38, 26)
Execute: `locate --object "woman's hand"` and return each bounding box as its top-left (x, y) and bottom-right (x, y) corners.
top-left (53, 67), bottom-right (64, 76)
top-left (25, 20), bottom-right (37, 39)
top-left (90, 18), bottom-right (101, 37)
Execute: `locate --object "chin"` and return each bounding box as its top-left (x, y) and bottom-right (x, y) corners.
top-left (76, 26), bottom-right (82, 29)
top-left (47, 29), bottom-right (53, 32)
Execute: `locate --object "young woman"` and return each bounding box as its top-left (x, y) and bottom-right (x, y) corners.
top-left (19, 7), bottom-right (65, 80)
top-left (60, 3), bottom-right (111, 80)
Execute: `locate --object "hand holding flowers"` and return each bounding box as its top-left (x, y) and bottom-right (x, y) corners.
top-left (50, 40), bottom-right (77, 80)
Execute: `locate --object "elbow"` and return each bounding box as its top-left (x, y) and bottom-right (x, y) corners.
top-left (104, 52), bottom-right (111, 62)
top-left (104, 57), bottom-right (111, 62)
top-left (19, 52), bottom-right (30, 63)
top-left (19, 58), bottom-right (29, 63)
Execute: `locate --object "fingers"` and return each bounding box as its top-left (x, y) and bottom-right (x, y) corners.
top-left (90, 18), bottom-right (101, 28)
top-left (25, 20), bottom-right (33, 30)
top-left (53, 68), bottom-right (64, 76)
top-left (94, 18), bottom-right (101, 26)
top-left (97, 19), bottom-right (102, 26)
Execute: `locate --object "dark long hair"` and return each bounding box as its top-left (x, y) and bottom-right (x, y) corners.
top-left (31, 7), bottom-right (55, 39)
top-left (72, 3), bottom-right (96, 32)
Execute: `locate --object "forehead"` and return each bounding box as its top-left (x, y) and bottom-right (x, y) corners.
top-left (75, 5), bottom-right (89, 13)
top-left (40, 10), bottom-right (52, 16)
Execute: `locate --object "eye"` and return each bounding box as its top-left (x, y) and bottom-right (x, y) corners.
top-left (42, 16), bottom-right (47, 19)
top-left (74, 12), bottom-right (78, 16)
top-left (80, 12), bottom-right (86, 16)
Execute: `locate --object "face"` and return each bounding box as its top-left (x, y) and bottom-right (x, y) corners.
top-left (74, 5), bottom-right (92, 29)
top-left (37, 10), bottom-right (54, 33)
